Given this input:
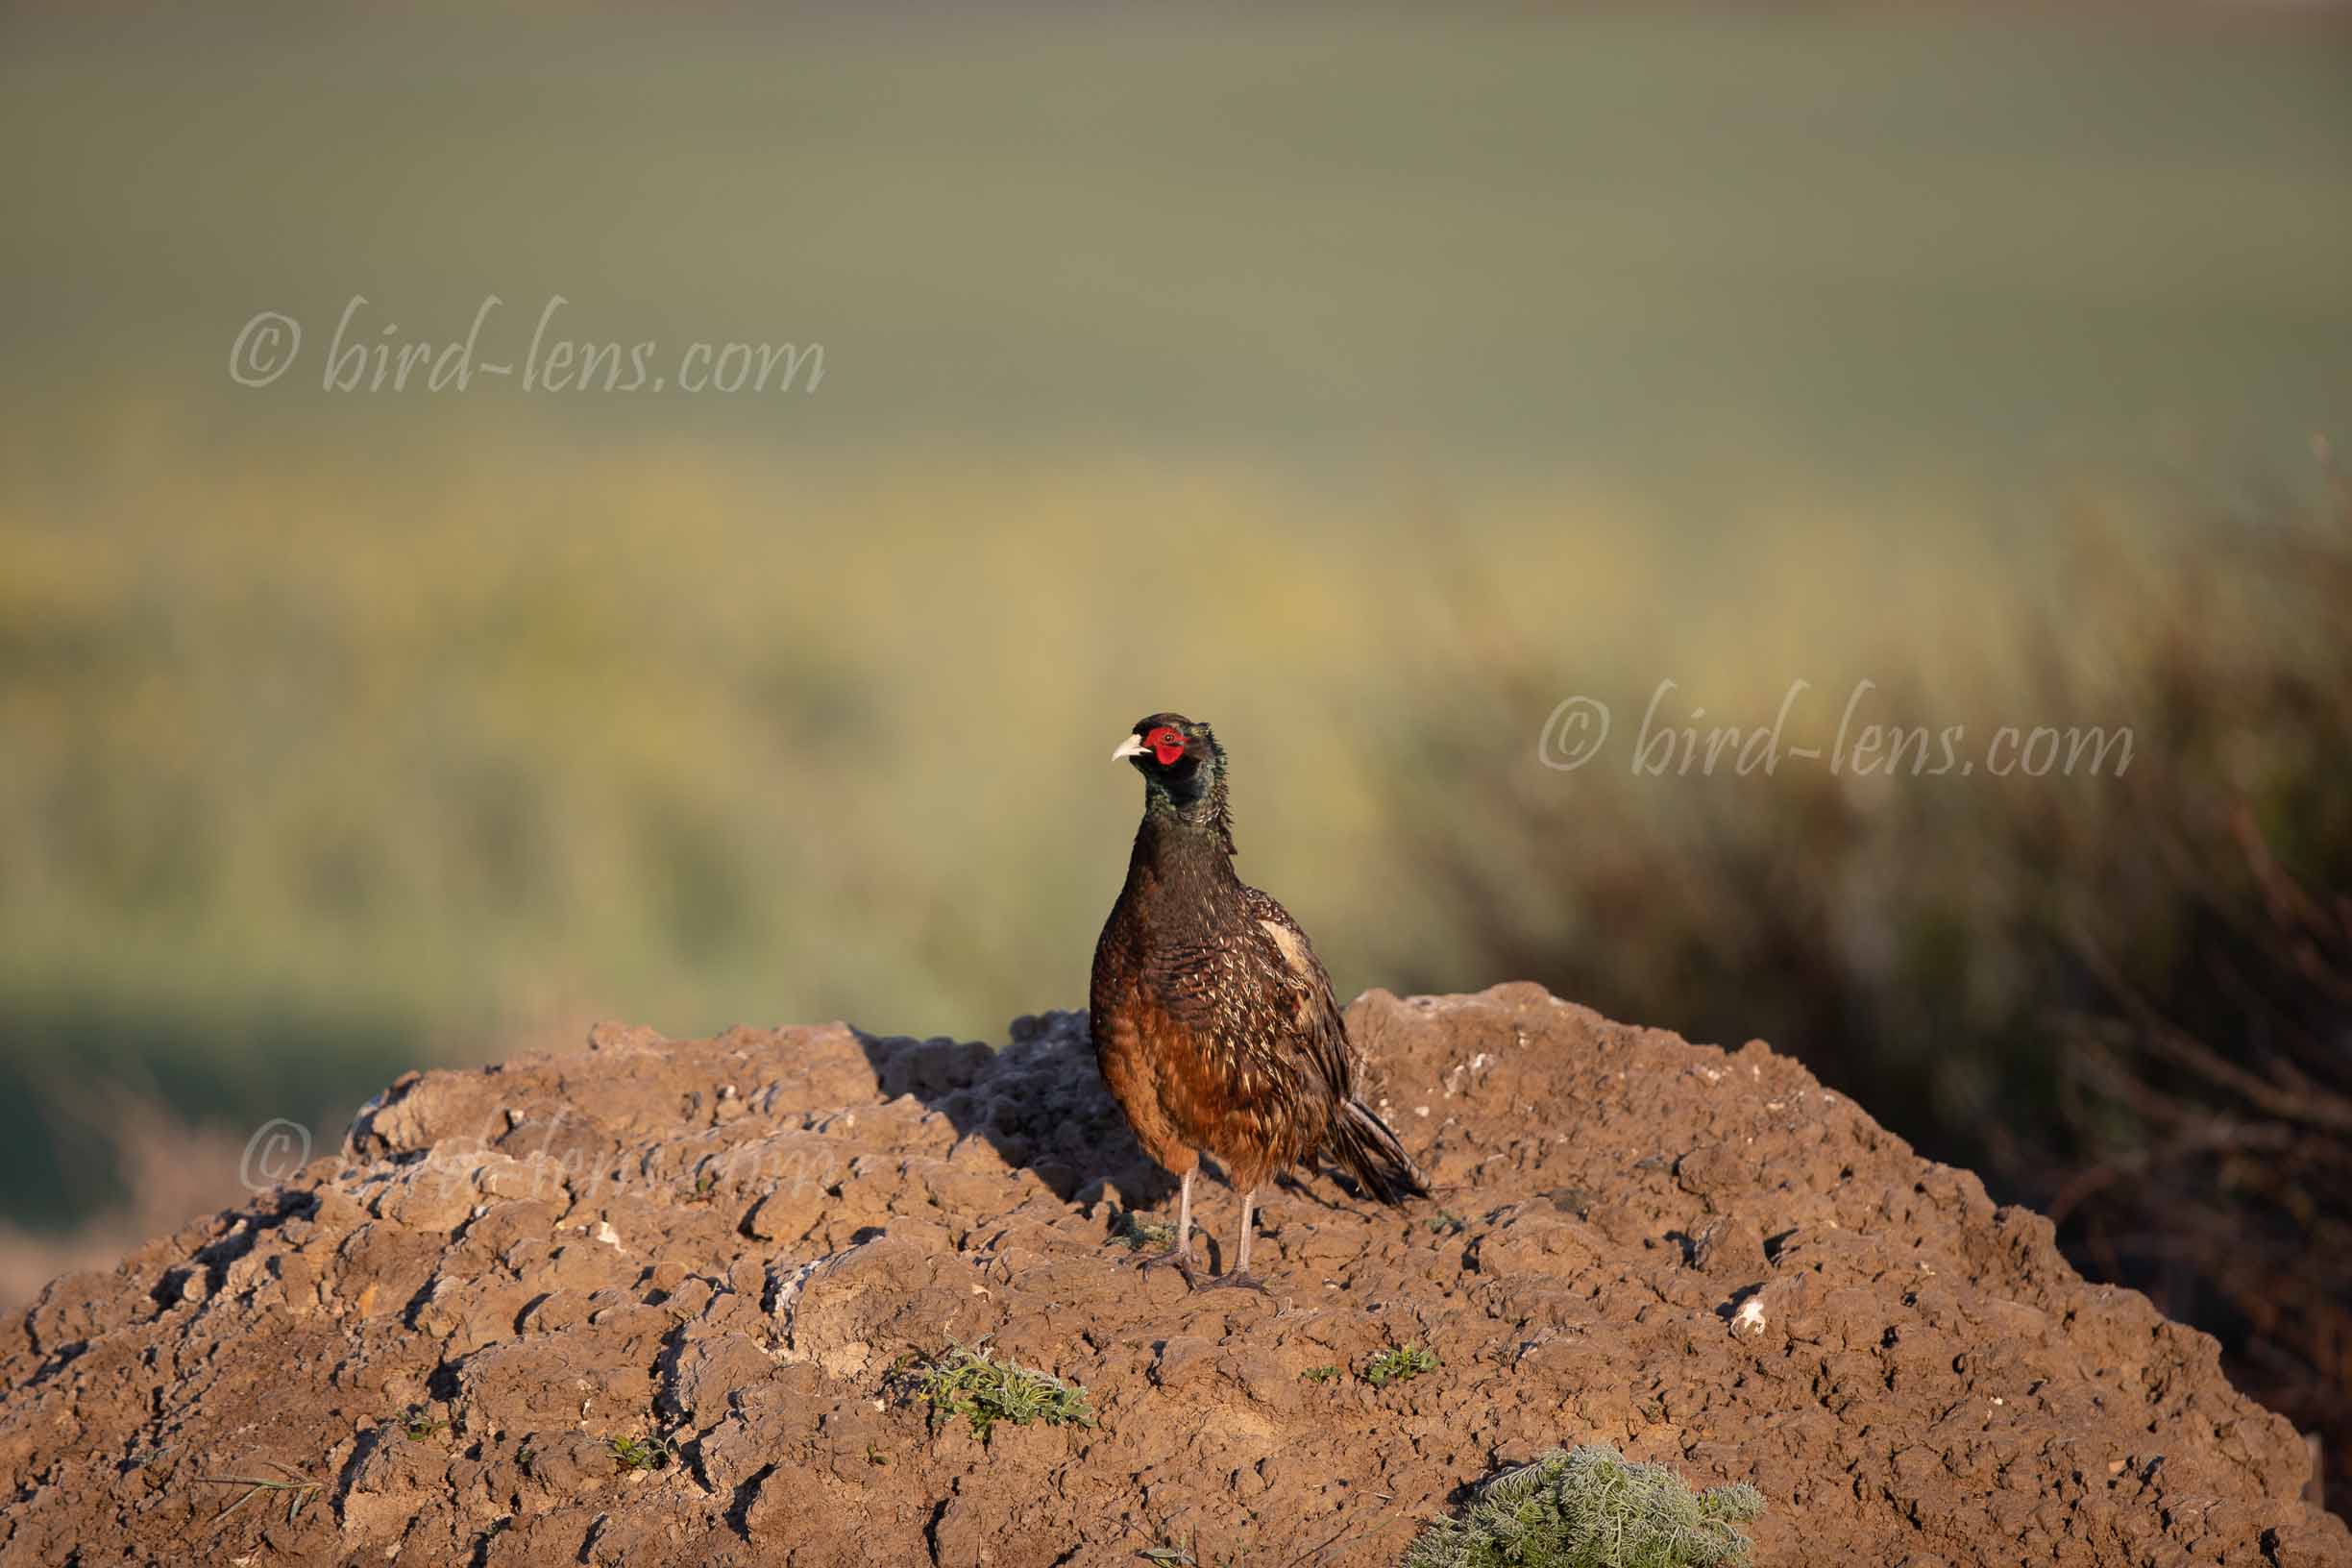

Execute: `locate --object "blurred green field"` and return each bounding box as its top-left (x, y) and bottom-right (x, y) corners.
top-left (1, 5), bottom-right (2347, 1252)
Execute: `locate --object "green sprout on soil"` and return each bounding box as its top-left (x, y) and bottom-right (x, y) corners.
top-left (607, 1433), bottom-right (675, 1472)
top-left (1138, 1529), bottom-right (1249, 1566)
top-left (400, 1408), bottom-right (447, 1440)
top-left (1302, 1364), bottom-right (1343, 1384)
top-left (1115, 1211), bottom-right (1178, 1251)
top-left (1404, 1444), bottom-right (1764, 1568)
top-left (193, 1462), bottom-right (324, 1531)
top-left (1428, 1211), bottom-right (1468, 1236)
top-left (889, 1339), bottom-right (1094, 1441)
top-left (1363, 1344), bottom-right (1440, 1386)
top-left (684, 1170), bottom-right (718, 1204)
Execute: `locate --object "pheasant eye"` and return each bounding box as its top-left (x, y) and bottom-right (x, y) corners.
top-left (1148, 727), bottom-right (1187, 765)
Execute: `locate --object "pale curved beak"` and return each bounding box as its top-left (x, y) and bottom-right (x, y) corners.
top-left (1111, 734), bottom-right (1149, 762)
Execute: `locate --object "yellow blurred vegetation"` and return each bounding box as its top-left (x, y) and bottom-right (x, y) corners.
top-left (2, 0), bottom-right (2348, 1489)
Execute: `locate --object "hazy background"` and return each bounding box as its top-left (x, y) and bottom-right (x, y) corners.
top-left (4, 0), bottom-right (2348, 1505)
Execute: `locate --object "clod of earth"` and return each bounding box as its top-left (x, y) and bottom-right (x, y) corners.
top-left (1, 985), bottom-right (2345, 1566)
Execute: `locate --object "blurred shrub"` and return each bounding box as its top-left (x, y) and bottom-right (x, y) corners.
top-left (1384, 464), bottom-right (2352, 1509)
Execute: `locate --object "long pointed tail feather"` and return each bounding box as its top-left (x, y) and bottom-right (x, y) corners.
top-left (1328, 1096), bottom-right (1430, 1207)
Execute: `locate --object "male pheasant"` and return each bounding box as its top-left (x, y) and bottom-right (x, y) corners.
top-left (1090, 712), bottom-right (1426, 1289)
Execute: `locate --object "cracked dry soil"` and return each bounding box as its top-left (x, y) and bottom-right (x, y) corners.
top-left (3, 984), bottom-right (2344, 1567)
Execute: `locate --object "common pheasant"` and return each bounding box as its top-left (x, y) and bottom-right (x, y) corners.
top-left (1090, 713), bottom-right (1426, 1289)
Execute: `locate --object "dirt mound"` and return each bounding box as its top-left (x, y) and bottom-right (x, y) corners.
top-left (3, 985), bottom-right (2343, 1566)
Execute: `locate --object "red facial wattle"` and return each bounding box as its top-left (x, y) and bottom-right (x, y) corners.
top-left (1147, 726), bottom-right (1187, 766)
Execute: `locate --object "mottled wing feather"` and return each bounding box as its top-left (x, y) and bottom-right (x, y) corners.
top-left (1239, 885), bottom-right (1356, 1102)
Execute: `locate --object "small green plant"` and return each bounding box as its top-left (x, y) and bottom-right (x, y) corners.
top-left (1428, 1211), bottom-right (1468, 1236)
top-left (1137, 1532), bottom-right (1249, 1566)
top-left (192, 1462), bottom-right (324, 1532)
top-left (1403, 1443), bottom-right (1765, 1568)
top-left (399, 1408), bottom-right (447, 1440)
top-left (1115, 1211), bottom-right (1177, 1252)
top-left (606, 1433), bottom-right (675, 1472)
top-left (1301, 1364), bottom-right (1342, 1384)
top-left (684, 1170), bottom-right (718, 1204)
top-left (1363, 1344), bottom-right (1439, 1386)
top-left (888, 1339), bottom-right (1094, 1441)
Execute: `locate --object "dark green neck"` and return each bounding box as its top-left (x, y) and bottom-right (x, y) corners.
top-left (1142, 759), bottom-right (1236, 857)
